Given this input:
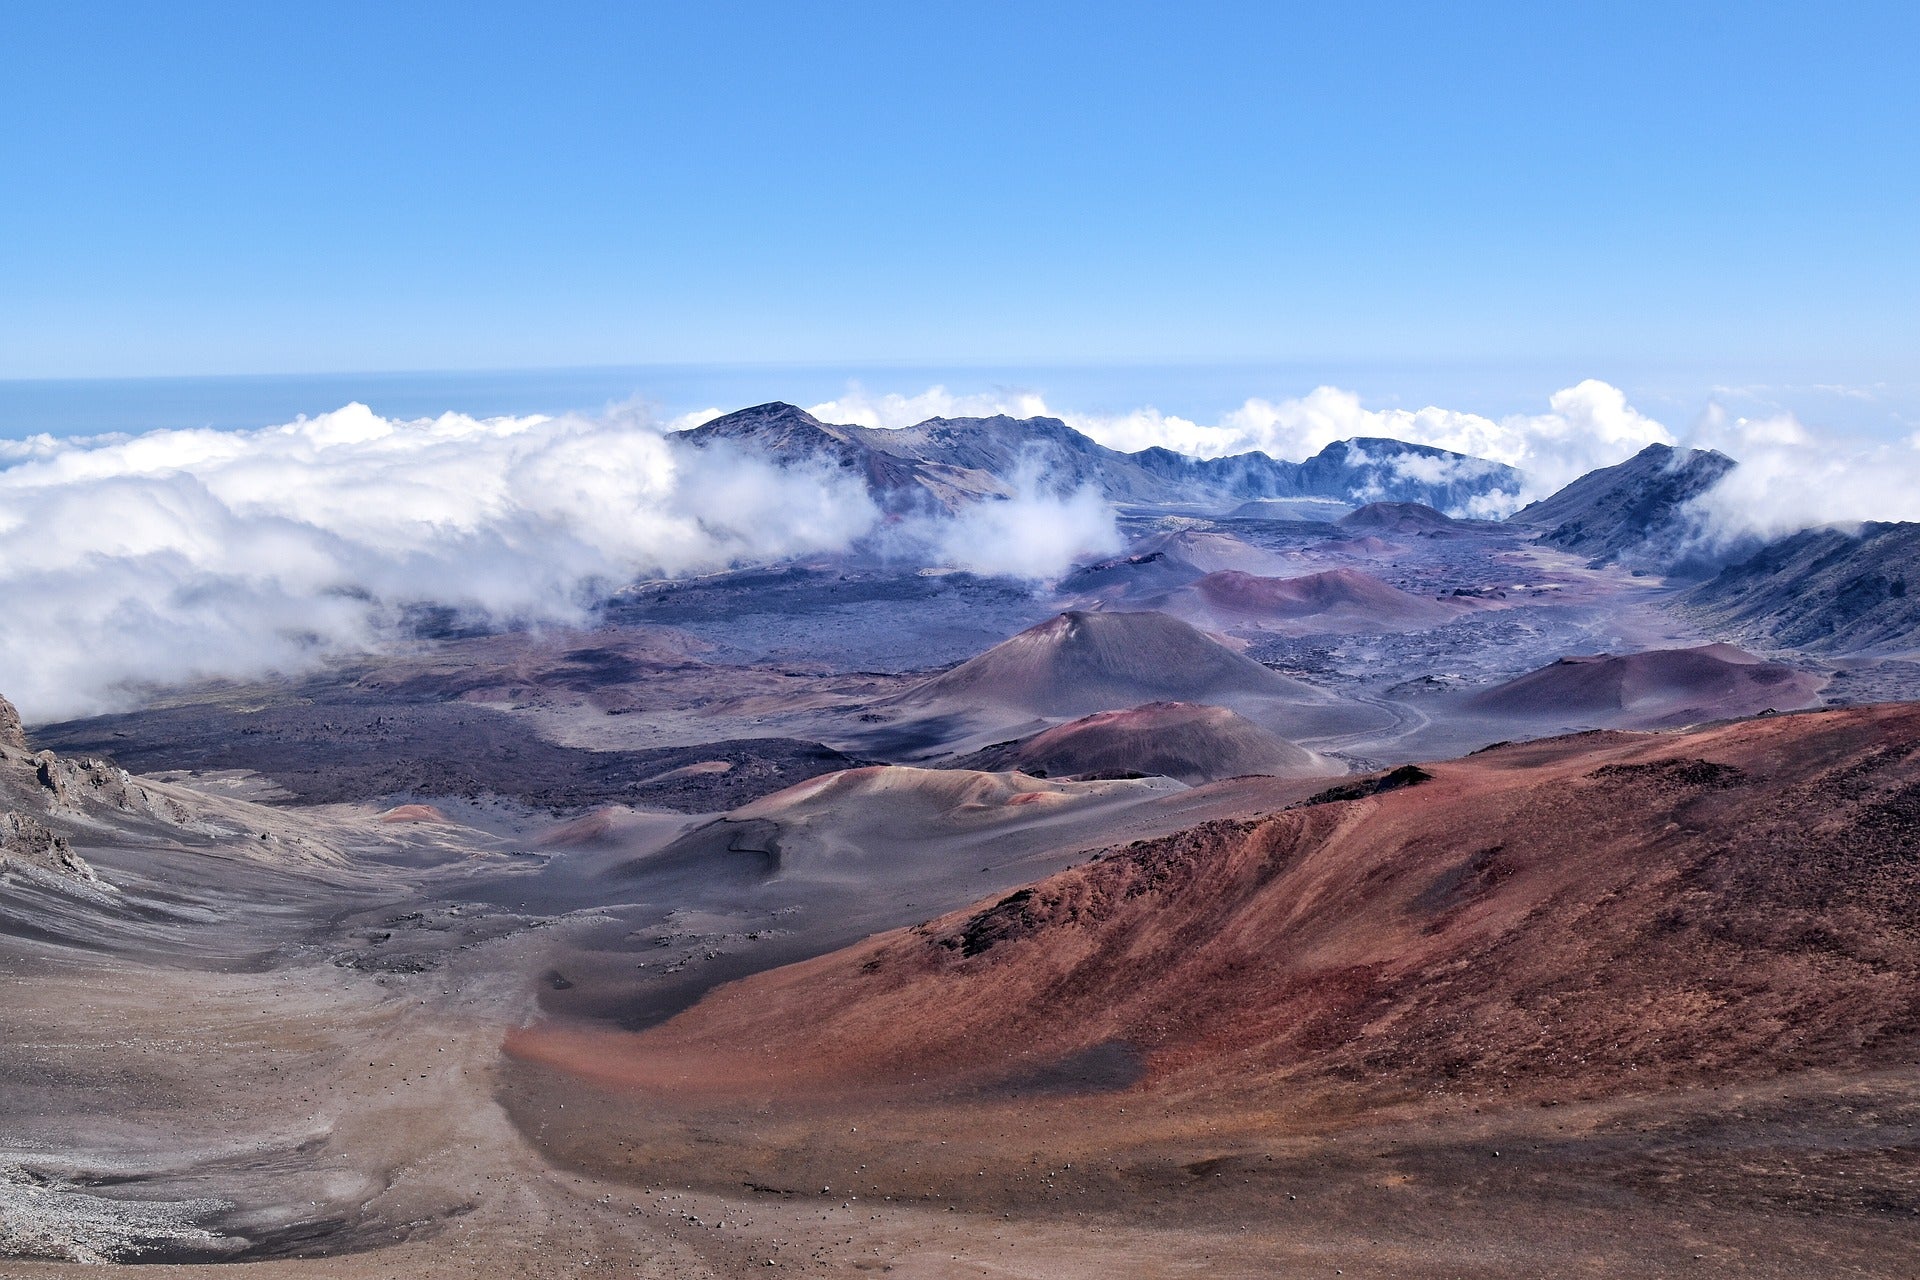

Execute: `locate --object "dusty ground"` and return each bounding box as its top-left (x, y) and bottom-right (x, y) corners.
top-left (10, 919), bottom-right (1914, 1280)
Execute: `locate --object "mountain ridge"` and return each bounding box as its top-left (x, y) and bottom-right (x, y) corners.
top-left (1509, 441), bottom-right (1736, 574)
top-left (678, 401), bottom-right (1524, 514)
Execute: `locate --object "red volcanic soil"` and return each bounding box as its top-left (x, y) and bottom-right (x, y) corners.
top-left (534, 807), bottom-right (622, 848)
top-left (1470, 642), bottom-right (1825, 727)
top-left (899, 609), bottom-right (1324, 717)
top-left (953, 701), bottom-right (1329, 784)
top-left (1173, 567), bottom-right (1465, 631)
top-left (376, 803), bottom-right (451, 824)
top-left (511, 703), bottom-right (1920, 1110)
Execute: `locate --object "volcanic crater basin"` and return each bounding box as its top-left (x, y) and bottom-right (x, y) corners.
top-left (9, 497), bottom-right (1920, 1277)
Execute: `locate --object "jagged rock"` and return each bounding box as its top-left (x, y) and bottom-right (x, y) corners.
top-left (0, 694), bottom-right (26, 752)
top-left (31, 751), bottom-right (182, 823)
top-left (0, 809), bottom-right (98, 882)
top-left (1685, 521), bottom-right (1920, 653)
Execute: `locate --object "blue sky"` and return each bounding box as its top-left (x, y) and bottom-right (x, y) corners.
top-left (2, 2), bottom-right (1915, 382)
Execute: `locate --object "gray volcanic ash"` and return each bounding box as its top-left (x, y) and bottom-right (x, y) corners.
top-left (950, 700), bottom-right (1333, 784)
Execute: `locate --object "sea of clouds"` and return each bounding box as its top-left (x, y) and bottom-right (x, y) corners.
top-left (2, 378), bottom-right (1914, 718)
top-left (0, 402), bottom-right (1120, 717)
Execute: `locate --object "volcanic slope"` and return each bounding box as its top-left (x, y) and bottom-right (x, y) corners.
top-left (1508, 441), bottom-right (1735, 574)
top-left (950, 701), bottom-right (1333, 784)
top-left (1467, 643), bottom-right (1825, 728)
top-left (638, 765), bottom-right (1179, 883)
top-left (1686, 520), bottom-right (1920, 655)
top-left (1149, 567), bottom-right (1468, 634)
top-left (512, 702), bottom-right (1920, 1109)
top-left (896, 610), bottom-right (1327, 719)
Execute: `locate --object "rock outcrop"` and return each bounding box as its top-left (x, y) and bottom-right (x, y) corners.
top-left (0, 689), bottom-right (175, 887)
top-left (0, 694), bottom-right (26, 752)
top-left (0, 809), bottom-right (98, 882)
top-left (27, 750), bottom-right (185, 824)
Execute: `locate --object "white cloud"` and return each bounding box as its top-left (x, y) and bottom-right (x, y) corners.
top-left (31, 377), bottom-right (1905, 718)
top-left (1682, 405), bottom-right (1920, 548)
top-left (0, 400), bottom-right (1137, 718)
top-left (1075, 381), bottom-right (1675, 498)
top-left (807, 384), bottom-right (1053, 430)
top-left (911, 458), bottom-right (1123, 580)
top-left (0, 404), bottom-right (887, 718)
top-left (811, 378), bottom-right (1675, 500)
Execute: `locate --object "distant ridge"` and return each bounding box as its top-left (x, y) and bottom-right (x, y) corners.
top-left (678, 402), bottom-right (1523, 514)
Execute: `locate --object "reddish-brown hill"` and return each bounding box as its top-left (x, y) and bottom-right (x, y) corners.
top-left (1469, 643), bottom-right (1824, 727)
top-left (512, 704), bottom-right (1920, 1108)
top-left (1336, 500), bottom-right (1461, 533)
top-left (897, 610), bottom-right (1325, 717)
top-left (1160, 567), bottom-right (1465, 633)
top-left (951, 701), bottom-right (1330, 784)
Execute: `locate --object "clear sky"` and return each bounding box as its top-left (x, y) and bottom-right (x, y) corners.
top-left (2, 1), bottom-right (1915, 381)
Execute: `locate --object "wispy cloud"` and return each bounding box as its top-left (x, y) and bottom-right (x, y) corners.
top-left (1684, 405), bottom-right (1920, 548)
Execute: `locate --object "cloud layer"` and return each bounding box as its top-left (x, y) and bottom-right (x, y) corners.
top-left (0, 402), bottom-right (1143, 718)
top-left (0, 405), bottom-right (896, 717)
top-left (808, 378), bottom-right (1920, 563)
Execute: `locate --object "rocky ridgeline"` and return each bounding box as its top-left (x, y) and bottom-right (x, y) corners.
top-left (0, 692), bottom-right (174, 885)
